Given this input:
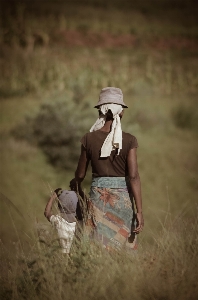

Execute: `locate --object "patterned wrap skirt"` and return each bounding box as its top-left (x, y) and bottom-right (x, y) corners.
top-left (87, 177), bottom-right (137, 251)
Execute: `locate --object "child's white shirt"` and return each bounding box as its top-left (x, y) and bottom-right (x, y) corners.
top-left (50, 215), bottom-right (76, 254)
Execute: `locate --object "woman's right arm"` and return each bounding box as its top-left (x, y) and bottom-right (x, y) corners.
top-left (70, 145), bottom-right (89, 193)
top-left (127, 147), bottom-right (144, 233)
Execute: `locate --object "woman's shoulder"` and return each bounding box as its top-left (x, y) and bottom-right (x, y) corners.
top-left (81, 131), bottom-right (93, 139)
top-left (122, 131), bottom-right (138, 148)
top-left (122, 131), bottom-right (137, 140)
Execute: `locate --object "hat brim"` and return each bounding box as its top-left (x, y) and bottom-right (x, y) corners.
top-left (94, 102), bottom-right (128, 108)
top-left (61, 212), bottom-right (76, 223)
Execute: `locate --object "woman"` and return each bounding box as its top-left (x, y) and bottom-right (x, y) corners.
top-left (70, 87), bottom-right (144, 251)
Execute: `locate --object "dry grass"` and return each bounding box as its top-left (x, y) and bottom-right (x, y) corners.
top-left (0, 207), bottom-right (198, 300)
top-left (0, 1), bottom-right (198, 298)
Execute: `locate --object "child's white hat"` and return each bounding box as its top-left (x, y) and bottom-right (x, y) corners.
top-left (57, 190), bottom-right (78, 222)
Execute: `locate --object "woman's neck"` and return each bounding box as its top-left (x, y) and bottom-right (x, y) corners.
top-left (99, 120), bottom-right (113, 132)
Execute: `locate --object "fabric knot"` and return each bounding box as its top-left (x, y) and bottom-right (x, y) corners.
top-left (90, 104), bottom-right (123, 157)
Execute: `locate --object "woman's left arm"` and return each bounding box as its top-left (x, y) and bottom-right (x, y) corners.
top-left (127, 147), bottom-right (144, 233)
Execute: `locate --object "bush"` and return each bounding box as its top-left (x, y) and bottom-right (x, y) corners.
top-left (172, 104), bottom-right (198, 130)
top-left (12, 97), bottom-right (96, 170)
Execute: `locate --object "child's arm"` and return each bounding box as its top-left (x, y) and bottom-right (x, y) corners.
top-left (44, 192), bottom-right (57, 221)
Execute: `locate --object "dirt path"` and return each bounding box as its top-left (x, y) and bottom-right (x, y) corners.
top-left (51, 29), bottom-right (198, 51)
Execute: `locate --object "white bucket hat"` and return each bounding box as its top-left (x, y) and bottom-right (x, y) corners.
top-left (94, 87), bottom-right (128, 108)
top-left (57, 189), bottom-right (78, 222)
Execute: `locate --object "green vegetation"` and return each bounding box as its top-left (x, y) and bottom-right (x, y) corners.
top-left (12, 98), bottom-right (96, 170)
top-left (0, 0), bottom-right (198, 298)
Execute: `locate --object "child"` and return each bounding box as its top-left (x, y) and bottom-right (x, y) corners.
top-left (44, 188), bottom-right (82, 254)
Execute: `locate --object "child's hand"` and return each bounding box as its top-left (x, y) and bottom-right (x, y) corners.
top-left (54, 188), bottom-right (62, 196)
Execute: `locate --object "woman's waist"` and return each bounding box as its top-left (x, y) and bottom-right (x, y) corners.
top-left (91, 176), bottom-right (129, 188)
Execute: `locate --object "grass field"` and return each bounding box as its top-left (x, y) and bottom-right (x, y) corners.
top-left (0, 0), bottom-right (198, 298)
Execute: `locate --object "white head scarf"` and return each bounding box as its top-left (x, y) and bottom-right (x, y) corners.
top-left (90, 103), bottom-right (123, 157)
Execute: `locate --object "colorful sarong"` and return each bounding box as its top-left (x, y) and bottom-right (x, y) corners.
top-left (88, 177), bottom-right (137, 251)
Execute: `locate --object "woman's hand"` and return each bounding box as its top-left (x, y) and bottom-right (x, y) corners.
top-left (69, 178), bottom-right (78, 191)
top-left (133, 212), bottom-right (144, 233)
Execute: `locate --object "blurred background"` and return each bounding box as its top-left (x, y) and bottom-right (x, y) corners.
top-left (0, 0), bottom-right (198, 247)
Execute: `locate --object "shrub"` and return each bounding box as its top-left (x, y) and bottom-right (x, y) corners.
top-left (172, 104), bottom-right (198, 130)
top-left (12, 97), bottom-right (96, 170)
